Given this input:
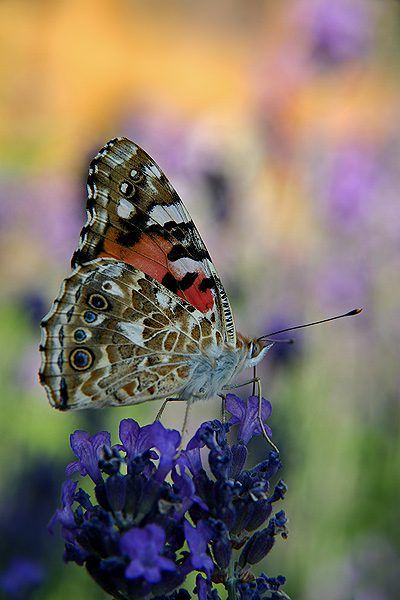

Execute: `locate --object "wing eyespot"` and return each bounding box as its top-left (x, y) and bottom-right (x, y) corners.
top-left (129, 168), bottom-right (143, 182)
top-left (69, 348), bottom-right (94, 371)
top-left (83, 310), bottom-right (97, 323)
top-left (119, 181), bottom-right (135, 197)
top-left (88, 293), bottom-right (109, 310)
top-left (74, 329), bottom-right (87, 342)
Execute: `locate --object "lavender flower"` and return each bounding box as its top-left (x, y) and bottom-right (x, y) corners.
top-left (0, 458), bottom-right (64, 600)
top-left (50, 395), bottom-right (288, 599)
top-left (0, 558), bottom-right (45, 600)
top-left (297, 0), bottom-right (375, 66)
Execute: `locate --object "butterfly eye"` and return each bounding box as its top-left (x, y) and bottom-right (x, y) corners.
top-left (129, 168), bottom-right (143, 182)
top-left (119, 181), bottom-right (135, 197)
top-left (69, 348), bottom-right (94, 371)
top-left (88, 294), bottom-right (109, 310)
top-left (74, 329), bottom-right (87, 342)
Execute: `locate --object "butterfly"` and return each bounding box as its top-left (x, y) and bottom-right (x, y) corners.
top-left (39, 137), bottom-right (274, 423)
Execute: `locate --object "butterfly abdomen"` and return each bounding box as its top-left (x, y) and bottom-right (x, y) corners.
top-left (181, 338), bottom-right (251, 401)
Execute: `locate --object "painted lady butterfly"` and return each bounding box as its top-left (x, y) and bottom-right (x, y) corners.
top-left (39, 138), bottom-right (274, 420)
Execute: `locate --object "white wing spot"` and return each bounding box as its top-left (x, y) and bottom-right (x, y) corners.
top-left (118, 321), bottom-right (145, 342)
top-left (149, 204), bottom-right (182, 226)
top-left (120, 181), bottom-right (134, 195)
top-left (155, 290), bottom-right (173, 310)
top-left (101, 280), bottom-right (125, 298)
top-left (145, 180), bottom-right (158, 195)
top-left (147, 164), bottom-right (162, 178)
top-left (171, 257), bottom-right (204, 278)
top-left (117, 197), bottom-right (136, 219)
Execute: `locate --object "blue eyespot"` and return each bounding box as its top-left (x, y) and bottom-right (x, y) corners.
top-left (88, 293), bottom-right (108, 310)
top-left (74, 329), bottom-right (86, 342)
top-left (69, 348), bottom-right (94, 371)
top-left (84, 311), bottom-right (97, 323)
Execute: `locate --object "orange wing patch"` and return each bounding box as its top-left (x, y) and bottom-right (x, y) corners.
top-left (100, 228), bottom-right (215, 314)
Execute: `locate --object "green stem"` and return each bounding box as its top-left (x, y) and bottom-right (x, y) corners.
top-left (226, 558), bottom-right (236, 600)
top-left (226, 577), bottom-right (236, 600)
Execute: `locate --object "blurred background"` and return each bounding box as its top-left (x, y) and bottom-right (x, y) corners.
top-left (1, 0), bottom-right (400, 598)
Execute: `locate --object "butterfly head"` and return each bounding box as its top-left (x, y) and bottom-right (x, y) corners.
top-left (246, 338), bottom-right (274, 368)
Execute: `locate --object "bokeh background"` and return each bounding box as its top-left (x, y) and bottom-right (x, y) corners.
top-left (1, 1), bottom-right (400, 598)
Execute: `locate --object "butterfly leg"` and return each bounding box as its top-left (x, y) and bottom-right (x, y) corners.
top-left (180, 398), bottom-right (193, 441)
top-left (218, 393), bottom-right (228, 424)
top-left (155, 398), bottom-right (173, 422)
top-left (222, 379), bottom-right (279, 453)
top-left (253, 376), bottom-right (279, 453)
top-left (155, 397), bottom-right (189, 421)
top-left (154, 397), bottom-right (192, 456)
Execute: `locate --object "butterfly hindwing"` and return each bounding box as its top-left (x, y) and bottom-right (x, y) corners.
top-left (40, 258), bottom-right (224, 410)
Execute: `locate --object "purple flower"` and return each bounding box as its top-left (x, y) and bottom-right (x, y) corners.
top-left (117, 419), bottom-right (180, 480)
top-left (50, 406), bottom-right (287, 599)
top-left (151, 423), bottom-right (181, 482)
top-left (327, 144), bottom-right (379, 228)
top-left (184, 520), bottom-right (214, 579)
top-left (195, 573), bottom-right (222, 600)
top-left (66, 430), bottom-right (111, 483)
top-left (0, 558), bottom-right (45, 600)
top-left (121, 524), bottom-right (176, 583)
top-left (48, 479), bottom-right (77, 532)
top-left (117, 418), bottom-right (141, 460)
top-left (195, 574), bottom-right (210, 600)
top-left (226, 394), bottom-right (273, 445)
top-left (177, 444), bottom-right (203, 477)
top-left (117, 418), bottom-right (160, 461)
top-left (171, 469), bottom-right (208, 516)
top-left (297, 0), bottom-right (375, 66)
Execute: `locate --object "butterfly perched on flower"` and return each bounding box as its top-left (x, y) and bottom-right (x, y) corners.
top-left (39, 138), bottom-right (274, 415)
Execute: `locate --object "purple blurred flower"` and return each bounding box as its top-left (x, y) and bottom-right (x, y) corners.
top-left (0, 458), bottom-right (66, 599)
top-left (327, 144), bottom-right (379, 228)
top-left (297, 0), bottom-right (375, 66)
top-left (0, 558), bottom-right (45, 600)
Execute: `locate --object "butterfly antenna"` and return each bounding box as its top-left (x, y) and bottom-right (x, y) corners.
top-left (258, 308), bottom-right (362, 340)
top-left (262, 337), bottom-right (295, 344)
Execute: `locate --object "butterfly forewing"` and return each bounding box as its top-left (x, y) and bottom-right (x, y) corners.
top-left (72, 137), bottom-right (236, 345)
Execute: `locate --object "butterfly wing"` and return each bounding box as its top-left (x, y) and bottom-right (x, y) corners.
top-left (40, 258), bottom-right (225, 410)
top-left (72, 137), bottom-right (236, 345)
top-left (40, 138), bottom-right (240, 409)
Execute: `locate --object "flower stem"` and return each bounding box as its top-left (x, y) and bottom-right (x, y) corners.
top-left (226, 559), bottom-right (236, 600)
top-left (226, 578), bottom-right (236, 600)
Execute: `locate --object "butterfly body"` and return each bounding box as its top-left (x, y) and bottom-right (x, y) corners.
top-left (39, 138), bottom-right (272, 411)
